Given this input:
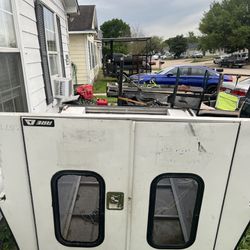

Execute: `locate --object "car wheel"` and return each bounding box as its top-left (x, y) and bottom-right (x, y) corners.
top-left (205, 85), bottom-right (217, 94)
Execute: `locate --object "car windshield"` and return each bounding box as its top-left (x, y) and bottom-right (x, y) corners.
top-left (157, 67), bottom-right (175, 75)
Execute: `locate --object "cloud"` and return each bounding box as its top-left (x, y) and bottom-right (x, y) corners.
top-left (78, 0), bottom-right (214, 38)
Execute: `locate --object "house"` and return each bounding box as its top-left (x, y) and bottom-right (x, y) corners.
top-left (68, 5), bottom-right (102, 85)
top-left (0, 0), bottom-right (79, 113)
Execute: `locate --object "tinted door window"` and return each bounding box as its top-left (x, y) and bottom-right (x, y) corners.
top-left (51, 171), bottom-right (105, 247)
top-left (147, 174), bottom-right (204, 249)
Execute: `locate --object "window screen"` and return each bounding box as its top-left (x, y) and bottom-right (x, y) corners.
top-left (43, 7), bottom-right (59, 76)
top-left (0, 53), bottom-right (27, 112)
top-left (147, 174), bottom-right (204, 249)
top-left (51, 171), bottom-right (105, 247)
top-left (0, 0), bottom-right (17, 48)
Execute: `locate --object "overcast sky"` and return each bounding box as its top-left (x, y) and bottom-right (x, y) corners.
top-left (78, 0), bottom-right (217, 39)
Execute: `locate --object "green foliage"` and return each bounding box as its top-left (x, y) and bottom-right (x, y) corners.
top-left (0, 218), bottom-right (18, 250)
top-left (150, 36), bottom-right (165, 54)
top-left (93, 73), bottom-right (116, 93)
top-left (100, 18), bottom-right (131, 38)
top-left (237, 226), bottom-right (250, 250)
top-left (166, 35), bottom-right (188, 58)
top-left (199, 0), bottom-right (250, 58)
top-left (187, 31), bottom-right (199, 44)
top-left (101, 18), bottom-right (131, 55)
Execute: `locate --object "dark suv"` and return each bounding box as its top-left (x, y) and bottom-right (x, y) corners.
top-left (218, 54), bottom-right (246, 68)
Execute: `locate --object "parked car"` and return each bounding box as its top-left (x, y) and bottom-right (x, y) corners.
top-left (152, 54), bottom-right (160, 60)
top-left (218, 54), bottom-right (246, 68)
top-left (237, 52), bottom-right (248, 62)
top-left (160, 53), bottom-right (174, 60)
top-left (213, 54), bottom-right (228, 64)
top-left (130, 65), bottom-right (233, 93)
top-left (221, 78), bottom-right (250, 97)
top-left (192, 52), bottom-right (203, 58)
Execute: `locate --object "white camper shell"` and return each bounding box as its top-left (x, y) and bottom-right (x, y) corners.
top-left (0, 108), bottom-right (249, 249)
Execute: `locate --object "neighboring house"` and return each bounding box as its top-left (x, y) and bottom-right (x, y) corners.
top-left (0, 0), bottom-right (79, 113)
top-left (68, 5), bottom-right (102, 85)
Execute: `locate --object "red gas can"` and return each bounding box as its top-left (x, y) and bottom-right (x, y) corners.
top-left (96, 98), bottom-right (108, 106)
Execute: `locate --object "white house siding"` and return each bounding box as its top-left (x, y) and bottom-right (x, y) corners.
top-left (16, 0), bottom-right (71, 113)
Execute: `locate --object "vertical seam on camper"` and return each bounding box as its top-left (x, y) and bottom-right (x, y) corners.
top-left (125, 121), bottom-right (136, 250)
top-left (213, 122), bottom-right (241, 250)
top-left (20, 117), bottom-right (40, 250)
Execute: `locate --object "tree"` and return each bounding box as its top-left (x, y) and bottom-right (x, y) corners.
top-left (100, 18), bottom-right (131, 38)
top-left (187, 31), bottom-right (199, 44)
top-left (128, 25), bottom-right (146, 54)
top-left (101, 18), bottom-right (131, 54)
top-left (166, 35), bottom-right (188, 58)
top-left (150, 36), bottom-right (164, 54)
top-left (199, 0), bottom-right (250, 61)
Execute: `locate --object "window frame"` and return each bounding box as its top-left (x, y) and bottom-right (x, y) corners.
top-left (43, 5), bottom-right (62, 78)
top-left (51, 170), bottom-right (105, 248)
top-left (147, 173), bottom-right (204, 249)
top-left (0, 0), bottom-right (17, 50)
top-left (0, 0), bottom-right (28, 112)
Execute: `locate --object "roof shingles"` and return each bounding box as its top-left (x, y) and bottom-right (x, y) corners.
top-left (68, 5), bottom-right (96, 32)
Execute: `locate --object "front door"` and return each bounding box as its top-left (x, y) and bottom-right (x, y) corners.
top-left (22, 115), bottom-right (239, 250)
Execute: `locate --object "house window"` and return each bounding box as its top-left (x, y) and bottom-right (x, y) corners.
top-left (88, 41), bottom-right (93, 70)
top-left (51, 170), bottom-right (105, 247)
top-left (0, 0), bottom-right (17, 48)
top-left (88, 41), bottom-right (97, 70)
top-left (147, 173), bottom-right (204, 249)
top-left (35, 1), bottom-right (66, 104)
top-left (43, 7), bottom-right (59, 76)
top-left (0, 0), bottom-right (27, 112)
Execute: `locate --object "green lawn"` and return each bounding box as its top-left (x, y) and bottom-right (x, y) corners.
top-left (93, 73), bottom-right (118, 104)
top-left (94, 95), bottom-right (117, 105)
top-left (93, 73), bottom-right (116, 93)
top-left (237, 227), bottom-right (250, 250)
top-left (191, 56), bottom-right (214, 63)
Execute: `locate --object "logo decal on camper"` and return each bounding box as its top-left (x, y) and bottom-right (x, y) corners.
top-left (23, 118), bottom-right (55, 127)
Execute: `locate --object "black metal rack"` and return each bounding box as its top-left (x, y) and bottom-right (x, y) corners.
top-left (102, 37), bottom-right (152, 78)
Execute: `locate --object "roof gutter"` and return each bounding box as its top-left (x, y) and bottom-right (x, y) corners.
top-left (63, 0), bottom-right (80, 15)
top-left (69, 30), bottom-right (97, 34)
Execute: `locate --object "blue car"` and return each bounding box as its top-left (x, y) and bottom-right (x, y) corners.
top-left (130, 65), bottom-right (233, 93)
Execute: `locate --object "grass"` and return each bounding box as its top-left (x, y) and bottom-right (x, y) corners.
top-left (93, 72), bottom-right (116, 93)
top-left (94, 95), bottom-right (117, 104)
top-left (237, 226), bottom-right (250, 250)
top-left (92, 72), bottom-right (118, 104)
top-left (191, 56), bottom-right (214, 63)
top-left (0, 217), bottom-right (18, 250)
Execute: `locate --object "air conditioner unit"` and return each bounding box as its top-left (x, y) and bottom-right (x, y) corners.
top-left (54, 78), bottom-right (73, 98)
